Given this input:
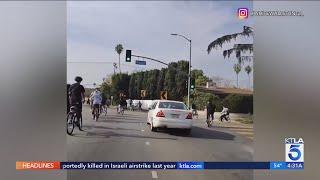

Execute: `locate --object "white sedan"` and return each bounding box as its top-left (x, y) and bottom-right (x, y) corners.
top-left (147, 100), bottom-right (193, 134)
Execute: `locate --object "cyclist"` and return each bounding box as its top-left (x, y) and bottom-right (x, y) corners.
top-left (129, 98), bottom-right (133, 111)
top-left (191, 103), bottom-right (198, 118)
top-left (220, 106), bottom-right (230, 122)
top-left (100, 94), bottom-right (107, 115)
top-left (67, 84), bottom-right (70, 114)
top-left (118, 97), bottom-right (127, 114)
top-left (206, 101), bottom-right (215, 127)
top-left (90, 88), bottom-right (102, 119)
top-left (68, 76), bottom-right (85, 130)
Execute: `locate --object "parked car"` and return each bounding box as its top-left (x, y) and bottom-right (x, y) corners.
top-left (147, 100), bottom-right (193, 134)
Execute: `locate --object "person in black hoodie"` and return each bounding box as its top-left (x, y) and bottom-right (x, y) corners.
top-left (206, 101), bottom-right (216, 127)
top-left (67, 84), bottom-right (70, 114)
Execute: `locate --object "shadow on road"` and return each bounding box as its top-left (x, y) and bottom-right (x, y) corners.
top-left (156, 126), bottom-right (235, 141)
top-left (213, 126), bottom-right (252, 130)
top-left (98, 119), bottom-right (145, 124)
top-left (82, 125), bottom-right (142, 132)
top-left (72, 131), bottom-right (177, 141)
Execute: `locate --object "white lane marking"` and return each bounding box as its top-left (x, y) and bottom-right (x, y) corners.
top-left (145, 141), bottom-right (150, 146)
top-left (151, 171), bottom-right (158, 179)
top-left (141, 129), bottom-right (145, 132)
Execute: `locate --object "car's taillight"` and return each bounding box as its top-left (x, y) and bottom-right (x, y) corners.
top-left (156, 110), bottom-right (165, 117)
top-left (186, 112), bottom-right (193, 119)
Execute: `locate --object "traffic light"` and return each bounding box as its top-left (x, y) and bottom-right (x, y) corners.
top-left (126, 50), bottom-right (132, 62)
top-left (190, 78), bottom-right (195, 91)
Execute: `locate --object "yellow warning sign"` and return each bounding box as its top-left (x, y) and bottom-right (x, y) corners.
top-left (160, 91), bottom-right (167, 100)
top-left (141, 90), bottom-right (146, 98)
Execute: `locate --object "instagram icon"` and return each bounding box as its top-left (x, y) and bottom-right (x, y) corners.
top-left (238, 8), bottom-right (248, 19)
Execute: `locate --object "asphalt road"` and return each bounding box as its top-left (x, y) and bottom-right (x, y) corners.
top-left (67, 105), bottom-right (253, 180)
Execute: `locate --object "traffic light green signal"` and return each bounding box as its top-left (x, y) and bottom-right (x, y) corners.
top-left (126, 50), bottom-right (132, 62)
top-left (190, 78), bottom-right (195, 91)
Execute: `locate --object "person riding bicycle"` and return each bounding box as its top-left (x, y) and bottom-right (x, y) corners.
top-left (118, 97), bottom-right (127, 113)
top-left (206, 101), bottom-right (215, 127)
top-left (220, 106), bottom-right (230, 122)
top-left (67, 84), bottom-right (70, 114)
top-left (100, 94), bottom-right (107, 114)
top-left (129, 98), bottom-right (133, 111)
top-left (68, 76), bottom-right (85, 129)
top-left (90, 88), bottom-right (102, 119)
top-left (138, 100), bottom-right (142, 111)
top-left (191, 103), bottom-right (198, 117)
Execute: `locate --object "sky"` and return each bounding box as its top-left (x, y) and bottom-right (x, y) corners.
top-left (67, 1), bottom-right (253, 88)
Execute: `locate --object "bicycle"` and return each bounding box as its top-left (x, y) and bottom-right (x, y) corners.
top-left (66, 105), bottom-right (82, 135)
top-left (93, 104), bottom-right (100, 121)
top-left (101, 105), bottom-right (107, 116)
top-left (117, 105), bottom-right (124, 115)
top-left (206, 114), bottom-right (214, 127)
top-left (192, 109), bottom-right (198, 119)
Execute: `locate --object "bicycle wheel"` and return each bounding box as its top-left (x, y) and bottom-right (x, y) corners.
top-left (79, 114), bottom-right (83, 129)
top-left (94, 108), bottom-right (99, 121)
top-left (66, 113), bottom-right (75, 135)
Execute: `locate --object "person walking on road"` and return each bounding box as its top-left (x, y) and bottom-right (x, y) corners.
top-left (69, 76), bottom-right (85, 130)
top-left (206, 101), bottom-right (215, 127)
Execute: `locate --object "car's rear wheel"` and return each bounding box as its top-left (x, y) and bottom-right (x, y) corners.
top-left (184, 128), bottom-right (191, 135)
top-left (150, 121), bottom-right (157, 132)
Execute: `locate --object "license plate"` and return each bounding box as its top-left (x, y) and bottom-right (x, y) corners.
top-left (171, 114), bottom-right (180, 118)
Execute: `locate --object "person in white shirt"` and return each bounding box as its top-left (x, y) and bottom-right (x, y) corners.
top-left (220, 106), bottom-right (230, 122)
top-left (90, 88), bottom-right (102, 116)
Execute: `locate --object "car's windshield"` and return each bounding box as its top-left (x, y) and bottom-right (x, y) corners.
top-left (158, 102), bottom-right (187, 110)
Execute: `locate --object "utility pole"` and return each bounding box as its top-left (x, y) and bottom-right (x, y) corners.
top-left (171, 33), bottom-right (192, 109)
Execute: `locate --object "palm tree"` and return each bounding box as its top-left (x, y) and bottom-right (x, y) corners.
top-left (115, 44), bottom-right (123, 73)
top-left (207, 26), bottom-right (253, 64)
top-left (234, 63), bottom-right (241, 88)
top-left (245, 65), bottom-right (252, 89)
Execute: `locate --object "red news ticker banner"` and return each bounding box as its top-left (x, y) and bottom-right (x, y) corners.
top-left (16, 161), bottom-right (60, 170)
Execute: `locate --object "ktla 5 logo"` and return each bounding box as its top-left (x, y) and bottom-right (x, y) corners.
top-left (285, 138), bottom-right (304, 162)
top-left (238, 8), bottom-right (248, 19)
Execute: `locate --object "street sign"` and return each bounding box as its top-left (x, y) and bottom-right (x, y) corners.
top-left (141, 90), bottom-right (146, 98)
top-left (136, 60), bottom-right (146, 65)
top-left (160, 91), bottom-right (167, 100)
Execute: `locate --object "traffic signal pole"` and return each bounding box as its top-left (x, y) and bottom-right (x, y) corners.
top-left (131, 54), bottom-right (168, 66)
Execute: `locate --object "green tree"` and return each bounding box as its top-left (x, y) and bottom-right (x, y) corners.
top-left (234, 63), bottom-right (241, 88)
top-left (164, 62), bottom-right (178, 100)
top-left (245, 65), bottom-right (252, 89)
top-left (100, 82), bottom-right (112, 99)
top-left (110, 73), bottom-right (130, 103)
top-left (156, 68), bottom-right (166, 99)
top-left (128, 73), bottom-right (136, 98)
top-left (115, 44), bottom-right (123, 73)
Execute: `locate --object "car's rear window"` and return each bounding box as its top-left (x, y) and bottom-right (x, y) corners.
top-left (158, 102), bottom-right (187, 110)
